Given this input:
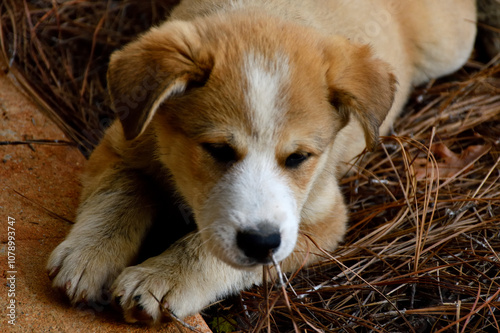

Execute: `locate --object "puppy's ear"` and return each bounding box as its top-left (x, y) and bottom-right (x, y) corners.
top-left (107, 21), bottom-right (212, 140)
top-left (324, 37), bottom-right (396, 151)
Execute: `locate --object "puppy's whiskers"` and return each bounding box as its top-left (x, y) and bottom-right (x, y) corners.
top-left (192, 225), bottom-right (220, 251)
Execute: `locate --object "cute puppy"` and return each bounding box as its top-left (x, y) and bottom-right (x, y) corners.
top-left (47, 0), bottom-right (476, 324)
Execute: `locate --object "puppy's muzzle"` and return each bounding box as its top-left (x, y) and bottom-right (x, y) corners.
top-left (236, 223), bottom-right (281, 264)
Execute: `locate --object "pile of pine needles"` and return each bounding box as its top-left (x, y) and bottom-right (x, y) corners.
top-left (0, 0), bottom-right (179, 155)
top-left (1, 1), bottom-right (499, 332)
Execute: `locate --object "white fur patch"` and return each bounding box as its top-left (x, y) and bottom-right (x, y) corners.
top-left (243, 52), bottom-right (290, 141)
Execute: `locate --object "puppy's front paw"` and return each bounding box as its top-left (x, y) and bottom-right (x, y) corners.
top-left (47, 237), bottom-right (129, 305)
top-left (112, 259), bottom-right (203, 324)
top-left (112, 245), bottom-right (258, 325)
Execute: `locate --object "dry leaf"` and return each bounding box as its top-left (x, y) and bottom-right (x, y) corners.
top-left (415, 143), bottom-right (490, 180)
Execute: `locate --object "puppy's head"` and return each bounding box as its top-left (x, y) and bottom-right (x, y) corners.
top-left (107, 13), bottom-right (395, 268)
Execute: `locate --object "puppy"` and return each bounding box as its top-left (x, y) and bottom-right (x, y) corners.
top-left (47, 0), bottom-right (476, 325)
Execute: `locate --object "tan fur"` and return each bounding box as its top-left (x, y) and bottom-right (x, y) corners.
top-left (47, 0), bottom-right (477, 324)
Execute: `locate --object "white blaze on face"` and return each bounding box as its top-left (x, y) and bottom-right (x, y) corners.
top-left (244, 52), bottom-right (290, 141)
top-left (198, 52), bottom-right (300, 267)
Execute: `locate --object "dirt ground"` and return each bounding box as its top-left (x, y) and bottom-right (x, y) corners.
top-left (0, 72), bottom-right (211, 332)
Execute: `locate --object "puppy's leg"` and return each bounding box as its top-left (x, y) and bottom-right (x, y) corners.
top-left (112, 232), bottom-right (261, 324)
top-left (47, 167), bottom-right (156, 305)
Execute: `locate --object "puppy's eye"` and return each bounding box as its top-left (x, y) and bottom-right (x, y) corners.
top-left (202, 143), bottom-right (237, 164)
top-left (285, 152), bottom-right (311, 169)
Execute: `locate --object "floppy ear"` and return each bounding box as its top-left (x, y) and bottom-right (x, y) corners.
top-left (107, 21), bottom-right (213, 140)
top-left (324, 37), bottom-right (397, 151)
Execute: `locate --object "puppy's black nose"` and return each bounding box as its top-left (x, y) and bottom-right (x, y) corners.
top-left (237, 224), bottom-right (281, 263)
